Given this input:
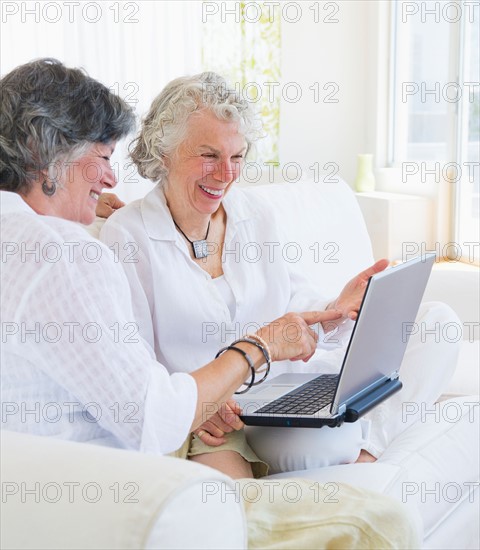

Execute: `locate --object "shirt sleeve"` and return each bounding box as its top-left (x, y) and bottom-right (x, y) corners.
top-left (99, 217), bottom-right (157, 353)
top-left (11, 237), bottom-right (197, 455)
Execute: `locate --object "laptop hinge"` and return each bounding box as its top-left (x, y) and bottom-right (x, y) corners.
top-left (390, 371), bottom-right (400, 381)
top-left (337, 403), bottom-right (346, 416)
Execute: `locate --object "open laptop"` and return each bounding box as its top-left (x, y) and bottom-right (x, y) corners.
top-left (237, 253), bottom-right (436, 428)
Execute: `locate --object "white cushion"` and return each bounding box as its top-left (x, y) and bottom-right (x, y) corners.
top-left (243, 179), bottom-right (374, 298)
top-left (266, 397), bottom-right (480, 549)
top-left (90, 180), bottom-right (374, 300)
top-left (0, 430), bottom-right (246, 550)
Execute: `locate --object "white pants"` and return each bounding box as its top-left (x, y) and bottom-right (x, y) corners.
top-left (246, 302), bottom-right (460, 474)
top-left (267, 396), bottom-right (480, 549)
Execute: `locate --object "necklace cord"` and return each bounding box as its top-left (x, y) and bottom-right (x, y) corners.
top-left (173, 220), bottom-right (211, 243)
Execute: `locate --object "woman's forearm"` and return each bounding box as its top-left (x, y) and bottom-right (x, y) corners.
top-left (190, 342), bottom-right (264, 430)
top-left (189, 310), bottom-right (342, 431)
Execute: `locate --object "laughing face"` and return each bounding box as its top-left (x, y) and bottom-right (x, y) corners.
top-left (164, 109), bottom-right (247, 219)
top-left (58, 142), bottom-right (117, 225)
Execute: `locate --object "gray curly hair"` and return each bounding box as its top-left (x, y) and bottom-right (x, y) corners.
top-left (0, 58), bottom-right (135, 193)
top-left (130, 72), bottom-right (262, 182)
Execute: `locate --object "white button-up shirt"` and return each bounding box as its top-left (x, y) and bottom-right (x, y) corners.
top-left (100, 185), bottom-right (348, 378)
top-left (0, 191), bottom-right (197, 454)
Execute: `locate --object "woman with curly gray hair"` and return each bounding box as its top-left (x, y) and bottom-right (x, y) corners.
top-left (100, 72), bottom-right (391, 480)
top-left (130, 72), bottom-right (261, 183)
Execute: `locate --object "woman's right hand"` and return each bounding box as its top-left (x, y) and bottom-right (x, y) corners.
top-left (257, 310), bottom-right (343, 363)
top-left (96, 192), bottom-right (125, 219)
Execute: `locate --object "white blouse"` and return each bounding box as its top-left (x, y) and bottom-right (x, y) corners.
top-left (100, 185), bottom-right (350, 377)
top-left (0, 191), bottom-right (197, 455)
top-left (212, 275), bottom-right (236, 319)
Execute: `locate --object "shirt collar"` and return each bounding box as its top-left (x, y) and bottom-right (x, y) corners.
top-left (140, 184), bottom-right (176, 241)
top-left (0, 191), bottom-right (37, 216)
top-left (222, 186), bottom-right (251, 224)
top-left (140, 184), bottom-right (253, 242)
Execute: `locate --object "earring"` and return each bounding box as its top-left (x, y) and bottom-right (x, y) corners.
top-left (42, 179), bottom-right (56, 197)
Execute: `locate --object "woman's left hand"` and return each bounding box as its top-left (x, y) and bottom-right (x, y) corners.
top-left (194, 399), bottom-right (244, 447)
top-left (96, 192), bottom-right (125, 219)
top-left (323, 259), bottom-right (389, 330)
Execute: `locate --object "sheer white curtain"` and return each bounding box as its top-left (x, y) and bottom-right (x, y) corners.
top-left (1, 0), bottom-right (203, 202)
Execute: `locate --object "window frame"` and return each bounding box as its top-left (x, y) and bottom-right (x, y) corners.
top-left (387, 1), bottom-right (479, 265)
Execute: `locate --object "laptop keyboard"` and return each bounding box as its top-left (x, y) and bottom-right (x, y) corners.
top-left (255, 374), bottom-right (339, 415)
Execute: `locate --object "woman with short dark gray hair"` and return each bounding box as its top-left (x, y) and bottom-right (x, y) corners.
top-left (1, 56), bottom-right (337, 457)
top-left (1, 58), bottom-right (133, 218)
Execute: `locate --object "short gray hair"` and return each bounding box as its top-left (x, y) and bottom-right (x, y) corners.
top-left (130, 72), bottom-right (262, 182)
top-left (0, 58), bottom-right (135, 193)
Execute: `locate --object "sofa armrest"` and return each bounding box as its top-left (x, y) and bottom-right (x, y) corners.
top-left (1, 431), bottom-right (246, 549)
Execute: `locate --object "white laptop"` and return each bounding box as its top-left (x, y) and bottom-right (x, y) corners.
top-left (237, 253), bottom-right (436, 428)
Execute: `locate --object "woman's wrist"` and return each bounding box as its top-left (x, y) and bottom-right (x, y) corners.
top-left (222, 337), bottom-right (271, 393)
top-left (326, 299), bottom-right (338, 311)
top-left (215, 344), bottom-right (257, 394)
top-left (232, 340), bottom-right (265, 371)
top-left (245, 333), bottom-right (271, 363)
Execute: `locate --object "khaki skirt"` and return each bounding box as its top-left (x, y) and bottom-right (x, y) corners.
top-left (170, 429), bottom-right (269, 478)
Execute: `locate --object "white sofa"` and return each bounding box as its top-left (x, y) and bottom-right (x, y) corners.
top-left (2, 179), bottom-right (479, 549)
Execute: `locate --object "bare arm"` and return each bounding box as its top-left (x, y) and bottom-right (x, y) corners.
top-left (323, 259), bottom-right (390, 331)
top-left (190, 309), bottom-right (342, 430)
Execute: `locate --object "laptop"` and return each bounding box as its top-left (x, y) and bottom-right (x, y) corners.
top-left (237, 253), bottom-right (436, 428)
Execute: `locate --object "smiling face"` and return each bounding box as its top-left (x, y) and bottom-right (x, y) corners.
top-left (57, 142), bottom-right (117, 224)
top-left (164, 110), bottom-right (247, 220)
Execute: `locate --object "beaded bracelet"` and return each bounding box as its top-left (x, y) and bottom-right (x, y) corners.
top-left (245, 333), bottom-right (272, 363)
top-left (232, 337), bottom-right (271, 386)
top-left (215, 345), bottom-right (256, 394)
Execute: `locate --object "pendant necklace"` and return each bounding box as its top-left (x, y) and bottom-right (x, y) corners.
top-left (173, 219), bottom-right (211, 259)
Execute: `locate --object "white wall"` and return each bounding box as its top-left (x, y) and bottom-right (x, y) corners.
top-left (0, 1), bottom-right (203, 203)
top-left (278, 0), bottom-right (378, 187)
top-left (1, 1), bottom-right (428, 200)
top-left (1, 0), bottom-right (384, 196)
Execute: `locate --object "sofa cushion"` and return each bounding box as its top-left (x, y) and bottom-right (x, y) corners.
top-left (243, 179), bottom-right (374, 299)
top-left (87, 179), bottom-right (374, 301)
top-left (1, 430), bottom-right (246, 550)
top-left (265, 396), bottom-right (480, 549)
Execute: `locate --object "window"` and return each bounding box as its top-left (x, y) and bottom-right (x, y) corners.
top-left (201, 1), bottom-right (281, 164)
top-left (389, 1), bottom-right (479, 264)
